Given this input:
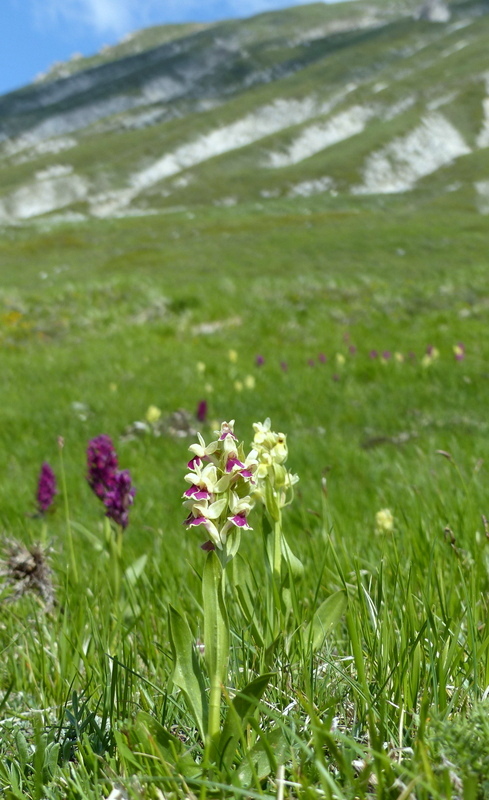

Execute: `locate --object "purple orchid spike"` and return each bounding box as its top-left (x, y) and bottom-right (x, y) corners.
top-left (103, 470), bottom-right (136, 529)
top-left (255, 354), bottom-right (265, 367)
top-left (196, 399), bottom-right (208, 423)
top-left (86, 435), bottom-right (118, 500)
top-left (37, 463), bottom-right (57, 513)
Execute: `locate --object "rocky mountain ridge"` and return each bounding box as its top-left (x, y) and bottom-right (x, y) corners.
top-left (0, 0), bottom-right (488, 223)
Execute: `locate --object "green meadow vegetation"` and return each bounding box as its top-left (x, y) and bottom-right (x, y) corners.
top-left (0, 189), bottom-right (489, 798)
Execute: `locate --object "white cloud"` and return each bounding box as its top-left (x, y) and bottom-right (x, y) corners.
top-left (31, 0), bottom-right (326, 36)
top-left (37, 0), bottom-right (137, 34)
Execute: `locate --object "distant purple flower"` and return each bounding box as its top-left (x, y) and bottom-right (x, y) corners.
top-left (37, 462), bottom-right (57, 513)
top-left (104, 470), bottom-right (136, 529)
top-left (349, 345), bottom-right (357, 355)
top-left (332, 373), bottom-right (340, 382)
top-left (369, 350), bottom-right (378, 359)
top-left (255, 354), bottom-right (265, 367)
top-left (196, 399), bottom-right (208, 423)
top-left (280, 360), bottom-right (288, 372)
top-left (426, 344), bottom-right (436, 356)
top-left (454, 342), bottom-right (465, 361)
top-left (87, 435), bottom-right (118, 500)
top-left (318, 353), bottom-right (327, 364)
top-left (408, 351), bottom-right (416, 360)
top-left (307, 358), bottom-right (315, 367)
top-left (382, 351), bottom-right (392, 360)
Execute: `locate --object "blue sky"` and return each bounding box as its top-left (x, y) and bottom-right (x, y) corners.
top-left (1, 0), bottom-right (331, 97)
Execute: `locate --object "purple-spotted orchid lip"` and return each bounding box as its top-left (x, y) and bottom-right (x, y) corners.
top-left (219, 430), bottom-right (237, 441)
top-left (225, 454), bottom-right (256, 481)
top-left (225, 456), bottom-right (245, 473)
top-left (184, 514), bottom-right (208, 528)
top-left (218, 421), bottom-right (237, 441)
top-left (184, 485), bottom-right (212, 501)
top-left (229, 513), bottom-right (252, 529)
top-left (187, 456), bottom-right (203, 469)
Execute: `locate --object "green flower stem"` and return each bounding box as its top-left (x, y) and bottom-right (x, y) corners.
top-left (106, 518), bottom-right (123, 600)
top-left (203, 550), bottom-right (230, 765)
top-left (206, 670), bottom-right (223, 764)
top-left (273, 513), bottom-right (282, 586)
top-left (58, 439), bottom-right (78, 585)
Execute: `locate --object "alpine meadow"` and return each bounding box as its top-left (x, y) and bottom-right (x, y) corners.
top-left (1, 0), bottom-right (489, 797)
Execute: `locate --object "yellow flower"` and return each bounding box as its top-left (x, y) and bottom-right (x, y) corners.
top-left (336, 353), bottom-right (346, 366)
top-left (375, 508), bottom-right (394, 534)
top-left (109, 382), bottom-right (118, 393)
top-left (394, 352), bottom-right (404, 363)
top-left (234, 380), bottom-right (243, 392)
top-left (205, 383), bottom-right (214, 393)
top-left (244, 375), bottom-right (255, 390)
top-left (196, 361), bottom-right (206, 374)
top-left (146, 405), bottom-right (162, 423)
top-left (228, 349), bottom-right (238, 363)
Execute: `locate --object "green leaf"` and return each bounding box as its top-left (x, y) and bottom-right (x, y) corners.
top-left (236, 727), bottom-right (289, 784)
top-left (281, 536), bottom-right (304, 579)
top-left (219, 673), bottom-right (274, 769)
top-left (232, 556), bottom-right (264, 648)
top-left (124, 554), bottom-right (147, 585)
top-left (70, 521), bottom-right (105, 553)
top-left (306, 590), bottom-right (348, 652)
top-left (168, 605), bottom-right (208, 739)
top-left (265, 480), bottom-right (280, 522)
top-left (113, 730), bottom-right (141, 769)
top-left (135, 711), bottom-right (200, 776)
top-left (202, 551), bottom-right (229, 684)
top-left (15, 730), bottom-right (29, 773)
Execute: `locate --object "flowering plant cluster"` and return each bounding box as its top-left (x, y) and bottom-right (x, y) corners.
top-left (251, 418), bottom-right (299, 517)
top-left (183, 421), bottom-right (256, 556)
top-left (177, 415), bottom-right (301, 765)
top-left (86, 434), bottom-right (135, 529)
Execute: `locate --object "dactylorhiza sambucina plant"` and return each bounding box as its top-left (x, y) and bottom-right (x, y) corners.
top-left (170, 421), bottom-right (278, 769)
top-left (250, 418), bottom-right (301, 634)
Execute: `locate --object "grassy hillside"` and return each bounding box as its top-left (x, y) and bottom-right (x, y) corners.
top-left (0, 187), bottom-right (488, 794)
top-left (1, 0), bottom-right (488, 223)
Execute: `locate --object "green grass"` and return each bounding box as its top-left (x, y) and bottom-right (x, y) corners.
top-left (0, 193), bottom-right (488, 797)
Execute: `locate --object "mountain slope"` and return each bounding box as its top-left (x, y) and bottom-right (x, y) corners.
top-left (0, 0), bottom-right (488, 223)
